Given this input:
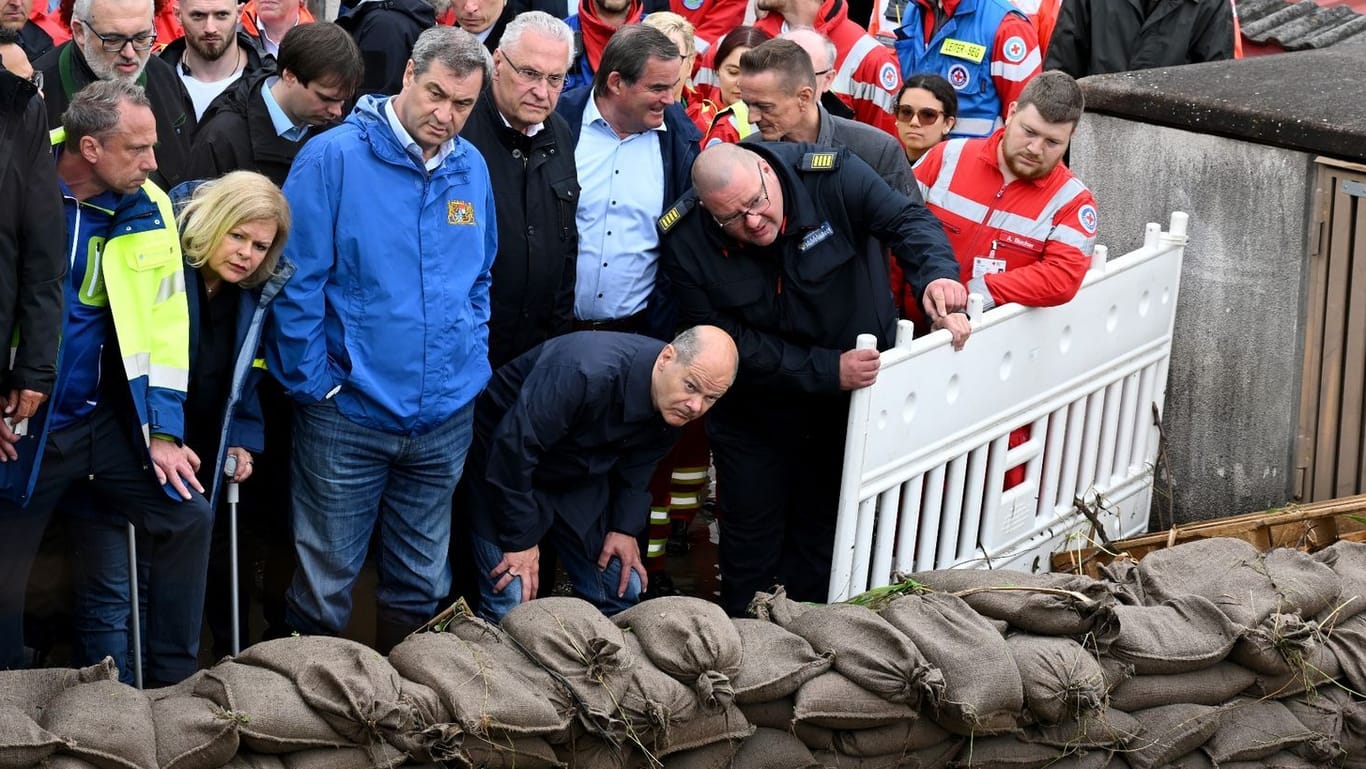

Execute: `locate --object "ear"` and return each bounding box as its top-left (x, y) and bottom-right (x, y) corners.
top-left (944, 115), bottom-right (956, 135)
top-left (658, 343), bottom-right (677, 368)
top-left (1005, 100), bottom-right (1018, 123)
top-left (607, 71), bottom-right (623, 93)
top-left (79, 134), bottom-right (102, 165)
top-left (798, 85), bottom-right (814, 108)
top-left (402, 59), bottom-right (415, 89)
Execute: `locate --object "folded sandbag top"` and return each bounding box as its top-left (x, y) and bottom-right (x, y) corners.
top-left (3, 537), bottom-right (1365, 769)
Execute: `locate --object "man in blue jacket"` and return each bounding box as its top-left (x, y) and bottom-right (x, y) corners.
top-left (265, 25), bottom-right (496, 652)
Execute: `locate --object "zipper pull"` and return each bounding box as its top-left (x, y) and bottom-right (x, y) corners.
top-left (988, 239), bottom-right (998, 260)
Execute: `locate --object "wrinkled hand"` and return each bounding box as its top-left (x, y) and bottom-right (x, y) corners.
top-left (598, 532), bottom-right (647, 598)
top-left (226, 447), bottom-right (254, 483)
top-left (921, 278), bottom-right (969, 322)
top-left (149, 438), bottom-right (204, 500)
top-left (0, 418), bottom-right (18, 462)
top-left (932, 312), bottom-right (972, 352)
top-left (5, 389), bottom-right (46, 421)
top-left (491, 545), bottom-right (540, 604)
top-left (839, 347), bottom-right (881, 391)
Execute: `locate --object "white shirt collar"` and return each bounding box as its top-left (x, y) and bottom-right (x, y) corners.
top-left (384, 97), bottom-right (454, 171)
top-left (498, 107), bottom-right (544, 137)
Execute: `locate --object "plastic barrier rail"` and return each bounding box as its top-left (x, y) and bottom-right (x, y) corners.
top-left (828, 212), bottom-right (1190, 602)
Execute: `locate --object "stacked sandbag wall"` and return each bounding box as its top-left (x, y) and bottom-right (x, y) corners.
top-left (2, 538), bottom-right (1363, 769)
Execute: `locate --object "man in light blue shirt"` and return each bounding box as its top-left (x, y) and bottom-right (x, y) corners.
top-left (556, 24), bottom-right (700, 339)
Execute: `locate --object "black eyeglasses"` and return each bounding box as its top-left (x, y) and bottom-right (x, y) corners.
top-left (500, 51), bottom-right (566, 91)
top-left (895, 105), bottom-right (943, 125)
top-left (813, 67), bottom-right (832, 77)
top-left (79, 19), bottom-right (157, 52)
top-left (713, 163), bottom-right (771, 229)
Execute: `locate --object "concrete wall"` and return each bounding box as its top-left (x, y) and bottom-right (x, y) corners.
top-left (1071, 115), bottom-right (1317, 525)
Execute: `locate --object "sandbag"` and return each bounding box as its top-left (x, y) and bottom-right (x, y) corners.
top-left (660, 739), bottom-right (740, 769)
top-left (746, 586), bottom-right (809, 626)
top-left (617, 634), bottom-right (755, 758)
top-left (1241, 640), bottom-right (1341, 698)
top-left (388, 632), bottom-right (572, 737)
top-left (459, 734), bottom-right (565, 769)
top-left (36, 758), bottom-right (102, 769)
top-left (150, 695), bottom-right (240, 769)
top-left (0, 703), bottom-right (65, 769)
top-left (218, 754), bottom-right (286, 769)
top-left (1203, 699), bottom-right (1320, 764)
top-left (831, 717), bottom-right (952, 757)
top-left (882, 593), bottom-right (1023, 734)
top-left (790, 721), bottom-right (833, 752)
top-left (729, 728), bottom-right (820, 769)
top-left (814, 740), bottom-right (961, 769)
top-left (944, 735), bottom-right (1061, 769)
top-left (1123, 703), bottom-right (1223, 769)
top-left (145, 670), bottom-right (210, 703)
top-left (1327, 610), bottom-right (1366, 693)
top-left (613, 596), bottom-right (743, 708)
top-left (1018, 708), bottom-right (1142, 749)
top-left (1215, 751), bottom-right (1321, 769)
top-left (278, 742), bottom-right (406, 769)
top-left (551, 736), bottom-right (641, 769)
top-left (785, 603), bottom-right (942, 708)
top-left (0, 659), bottom-right (118, 722)
top-left (792, 671), bottom-right (917, 730)
top-left (912, 569), bottom-right (1118, 639)
top-left (40, 680), bottom-right (156, 769)
top-left (1106, 595), bottom-right (1240, 675)
top-left (736, 697), bottom-right (793, 731)
top-left (1107, 662), bottom-right (1256, 712)
top-left (1228, 614), bottom-right (1325, 675)
top-left (195, 661), bottom-right (352, 753)
top-left (1314, 540), bottom-right (1366, 625)
top-left (1006, 634), bottom-right (1106, 724)
top-left (1285, 685), bottom-right (1366, 758)
top-left (730, 619), bottom-right (831, 704)
top-left (1137, 539), bottom-right (1337, 628)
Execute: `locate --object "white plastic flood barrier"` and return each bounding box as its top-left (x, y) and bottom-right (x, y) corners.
top-left (828, 212), bottom-right (1189, 602)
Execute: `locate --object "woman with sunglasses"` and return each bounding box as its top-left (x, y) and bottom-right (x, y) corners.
top-left (895, 73), bottom-right (958, 163)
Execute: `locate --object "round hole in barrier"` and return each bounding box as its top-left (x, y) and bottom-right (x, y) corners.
top-left (1162, 286), bottom-right (1170, 305)
top-left (1106, 304), bottom-right (1118, 332)
top-left (1138, 290), bottom-right (1151, 317)
top-left (903, 392), bottom-right (916, 423)
top-left (1000, 351), bottom-right (1012, 381)
top-left (946, 374), bottom-right (960, 404)
top-left (878, 408), bottom-right (888, 431)
top-left (1060, 325), bottom-right (1073, 354)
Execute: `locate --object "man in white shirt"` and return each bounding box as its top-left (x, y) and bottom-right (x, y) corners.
top-left (161, 0), bottom-right (263, 118)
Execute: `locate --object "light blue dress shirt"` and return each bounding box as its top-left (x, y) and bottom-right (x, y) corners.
top-left (572, 95), bottom-right (666, 322)
top-left (385, 98), bottom-right (455, 172)
top-left (260, 77), bottom-right (310, 142)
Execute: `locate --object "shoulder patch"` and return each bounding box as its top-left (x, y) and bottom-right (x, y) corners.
top-left (878, 61), bottom-right (899, 92)
top-left (1002, 35), bottom-right (1028, 64)
top-left (801, 151), bottom-right (840, 172)
top-left (1078, 203), bottom-right (1098, 236)
top-left (658, 193), bottom-right (698, 233)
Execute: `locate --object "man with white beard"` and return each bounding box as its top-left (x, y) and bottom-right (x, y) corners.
top-left (160, 0), bottom-right (264, 119)
top-left (34, 0), bottom-right (195, 188)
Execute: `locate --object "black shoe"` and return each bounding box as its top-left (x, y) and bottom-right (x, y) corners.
top-left (641, 571), bottom-right (683, 601)
top-left (665, 518), bottom-right (691, 556)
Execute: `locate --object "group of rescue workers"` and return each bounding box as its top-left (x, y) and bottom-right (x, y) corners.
top-left (0, 0), bottom-right (1237, 685)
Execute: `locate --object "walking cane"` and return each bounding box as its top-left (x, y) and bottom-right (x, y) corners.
top-left (224, 454), bottom-right (242, 656)
top-left (127, 522), bottom-right (142, 689)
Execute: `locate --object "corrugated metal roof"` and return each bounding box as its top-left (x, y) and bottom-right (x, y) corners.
top-left (1239, 0), bottom-right (1366, 50)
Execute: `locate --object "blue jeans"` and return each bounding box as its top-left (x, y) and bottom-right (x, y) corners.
top-left (285, 398), bottom-right (475, 634)
top-left (471, 527), bottom-right (642, 622)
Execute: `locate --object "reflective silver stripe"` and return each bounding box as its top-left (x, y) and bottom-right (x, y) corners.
top-left (988, 209), bottom-right (1053, 241)
top-left (646, 543), bottom-right (666, 557)
top-left (948, 116), bottom-right (1001, 137)
top-left (1053, 224), bottom-right (1094, 251)
top-left (672, 469), bottom-right (709, 482)
top-left (149, 363), bottom-right (189, 392)
top-left (847, 80), bottom-right (897, 113)
top-left (925, 139), bottom-right (968, 208)
top-left (694, 65), bottom-right (718, 89)
top-left (989, 49), bottom-right (1041, 82)
top-left (695, 33), bottom-right (709, 54)
top-left (153, 270), bottom-right (187, 305)
top-left (834, 34), bottom-right (880, 90)
top-left (670, 494), bottom-right (701, 507)
top-left (649, 508), bottom-right (670, 524)
top-left (934, 189), bottom-right (991, 224)
top-left (124, 351), bottom-right (151, 378)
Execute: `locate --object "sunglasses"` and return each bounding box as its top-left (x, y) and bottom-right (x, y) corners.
top-left (895, 105), bottom-right (943, 125)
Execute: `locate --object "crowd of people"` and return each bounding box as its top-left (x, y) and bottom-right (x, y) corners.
top-left (0, 0), bottom-right (1238, 684)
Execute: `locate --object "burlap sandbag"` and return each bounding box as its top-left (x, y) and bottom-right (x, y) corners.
top-left (40, 680), bottom-right (156, 769)
top-left (195, 661), bottom-right (353, 753)
top-left (1123, 703), bottom-right (1223, 769)
top-left (911, 569), bottom-right (1118, 639)
top-left (1285, 685), bottom-right (1366, 758)
top-left (1005, 634), bottom-right (1106, 725)
top-left (1216, 751), bottom-right (1321, 769)
top-left (278, 742), bottom-right (406, 769)
top-left (1228, 614), bottom-right (1326, 675)
top-left (1138, 539), bottom-right (1338, 628)
top-left (35, 757), bottom-right (101, 769)
top-left (882, 593), bottom-right (1023, 734)
top-left (1108, 662), bottom-right (1256, 712)
top-left (792, 671), bottom-right (917, 730)
top-left (1327, 610), bottom-right (1366, 693)
top-left (1020, 750), bottom-right (1115, 769)
top-left (388, 632), bottom-right (572, 737)
top-left (785, 603), bottom-right (942, 708)
top-left (731, 619), bottom-right (831, 704)
top-left (1158, 751), bottom-right (1213, 769)
top-left (736, 697), bottom-right (793, 731)
top-left (458, 733), bottom-right (564, 769)
top-left (150, 695), bottom-right (240, 769)
top-left (145, 670), bottom-right (211, 703)
top-left (1203, 698), bottom-right (1321, 764)
top-left (790, 721), bottom-right (833, 751)
top-left (0, 702), bottom-right (65, 769)
top-left (746, 586), bottom-right (809, 626)
top-left (831, 717), bottom-right (952, 757)
top-left (551, 736), bottom-right (642, 769)
top-left (1242, 641), bottom-right (1341, 699)
top-left (1314, 541), bottom-right (1366, 625)
top-left (1018, 708), bottom-right (1142, 749)
top-left (660, 739), bottom-right (740, 769)
top-left (729, 728), bottom-right (821, 769)
top-left (0, 659), bottom-right (118, 722)
top-left (1096, 656), bottom-right (1132, 694)
top-left (1106, 595), bottom-right (1240, 675)
top-left (944, 735), bottom-right (1062, 769)
top-left (217, 754), bottom-right (285, 769)
top-left (613, 596), bottom-right (743, 708)
top-left (812, 741), bottom-right (962, 769)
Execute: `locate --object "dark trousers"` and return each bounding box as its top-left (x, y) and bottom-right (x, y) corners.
top-left (709, 395), bottom-right (849, 616)
top-left (0, 404), bottom-right (213, 682)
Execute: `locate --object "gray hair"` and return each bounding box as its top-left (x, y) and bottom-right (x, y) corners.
top-left (61, 79), bottom-right (151, 150)
top-left (73, 0), bottom-right (153, 25)
top-left (672, 326), bottom-right (703, 364)
top-left (410, 25), bottom-right (492, 82)
top-left (500, 11), bottom-right (574, 70)
top-left (781, 27), bottom-right (835, 73)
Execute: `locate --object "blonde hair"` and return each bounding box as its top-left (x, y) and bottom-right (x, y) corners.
top-left (179, 171), bottom-right (290, 289)
top-left (642, 12), bottom-right (696, 57)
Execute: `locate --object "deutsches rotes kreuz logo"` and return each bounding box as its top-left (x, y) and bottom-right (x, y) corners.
top-left (1078, 204), bottom-right (1098, 236)
top-left (1003, 36), bottom-right (1028, 64)
top-left (879, 62), bottom-right (898, 91)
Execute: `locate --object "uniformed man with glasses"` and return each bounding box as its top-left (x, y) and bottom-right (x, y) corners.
top-left (657, 140), bottom-right (967, 616)
top-left (34, 0), bottom-right (195, 189)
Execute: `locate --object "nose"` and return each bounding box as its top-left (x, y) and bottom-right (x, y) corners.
top-left (327, 101), bottom-right (343, 119)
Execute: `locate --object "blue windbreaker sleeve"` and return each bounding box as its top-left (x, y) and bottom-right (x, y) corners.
top-left (265, 150), bottom-right (342, 404)
top-left (226, 371), bottom-right (266, 455)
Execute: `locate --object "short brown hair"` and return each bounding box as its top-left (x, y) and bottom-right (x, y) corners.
top-left (277, 22), bottom-right (364, 96)
top-left (739, 38), bottom-right (815, 93)
top-left (1016, 70), bottom-right (1084, 126)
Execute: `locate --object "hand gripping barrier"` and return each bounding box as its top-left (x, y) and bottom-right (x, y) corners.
top-left (828, 212), bottom-right (1189, 602)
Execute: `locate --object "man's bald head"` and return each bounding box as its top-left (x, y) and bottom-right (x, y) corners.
top-left (692, 143), bottom-right (755, 197)
top-left (691, 144), bottom-right (783, 246)
top-left (653, 324), bottom-right (739, 426)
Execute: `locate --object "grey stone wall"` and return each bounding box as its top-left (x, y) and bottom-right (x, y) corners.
top-left (1071, 115), bottom-right (1316, 525)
